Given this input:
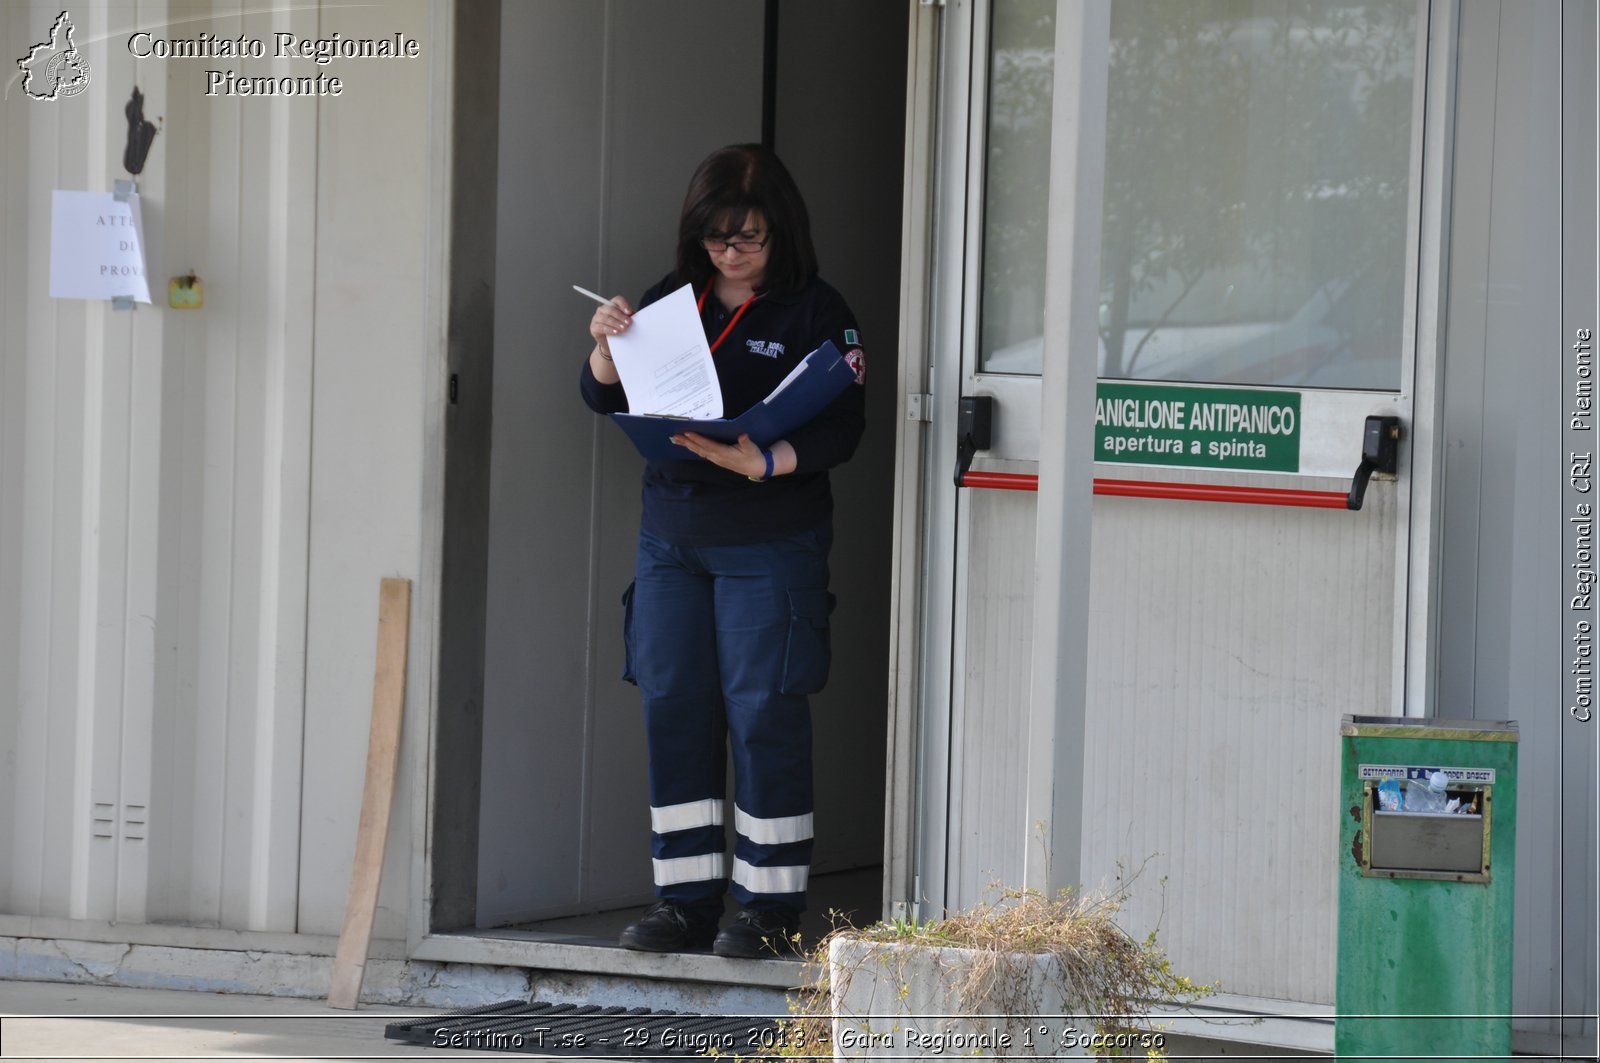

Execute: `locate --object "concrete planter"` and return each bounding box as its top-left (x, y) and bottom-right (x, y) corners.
top-left (827, 936), bottom-right (1093, 1060)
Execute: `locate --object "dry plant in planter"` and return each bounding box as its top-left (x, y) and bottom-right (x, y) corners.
top-left (759, 882), bottom-right (1212, 1061)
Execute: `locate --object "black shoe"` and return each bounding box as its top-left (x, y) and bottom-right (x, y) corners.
top-left (712, 908), bottom-right (801, 959)
top-left (619, 901), bottom-right (718, 952)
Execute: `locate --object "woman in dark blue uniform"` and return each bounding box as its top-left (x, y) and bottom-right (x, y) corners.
top-left (579, 145), bottom-right (865, 958)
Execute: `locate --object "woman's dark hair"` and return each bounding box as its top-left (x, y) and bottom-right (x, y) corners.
top-left (675, 144), bottom-right (818, 295)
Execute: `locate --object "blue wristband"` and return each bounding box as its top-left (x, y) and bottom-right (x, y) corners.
top-left (748, 446), bottom-right (775, 482)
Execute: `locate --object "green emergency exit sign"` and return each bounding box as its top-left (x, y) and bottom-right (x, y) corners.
top-left (1094, 382), bottom-right (1301, 473)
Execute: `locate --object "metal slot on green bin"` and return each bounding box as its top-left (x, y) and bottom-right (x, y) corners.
top-left (1360, 780), bottom-right (1491, 882)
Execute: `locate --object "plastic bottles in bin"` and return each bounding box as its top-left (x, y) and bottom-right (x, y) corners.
top-left (1404, 771), bottom-right (1452, 813)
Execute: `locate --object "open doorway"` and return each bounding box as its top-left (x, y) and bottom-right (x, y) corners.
top-left (432, 0), bottom-right (907, 954)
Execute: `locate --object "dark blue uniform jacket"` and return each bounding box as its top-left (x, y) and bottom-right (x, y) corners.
top-left (580, 272), bottom-right (866, 547)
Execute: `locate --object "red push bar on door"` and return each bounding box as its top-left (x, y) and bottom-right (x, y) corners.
top-left (957, 471), bottom-right (1352, 510)
top-left (951, 399), bottom-right (1399, 511)
top-left (1095, 478), bottom-right (1351, 509)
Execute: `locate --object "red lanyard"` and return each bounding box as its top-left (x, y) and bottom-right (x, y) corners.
top-left (697, 282), bottom-right (760, 354)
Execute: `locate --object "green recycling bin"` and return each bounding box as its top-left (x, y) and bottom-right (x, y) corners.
top-left (1336, 716), bottom-right (1518, 1060)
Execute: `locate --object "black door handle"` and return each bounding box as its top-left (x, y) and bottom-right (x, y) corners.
top-left (1346, 415), bottom-right (1401, 510)
top-left (954, 396), bottom-right (995, 487)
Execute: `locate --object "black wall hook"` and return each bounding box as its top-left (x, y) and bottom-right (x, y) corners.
top-left (123, 86), bottom-right (158, 175)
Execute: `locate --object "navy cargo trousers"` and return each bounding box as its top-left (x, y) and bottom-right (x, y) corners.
top-left (624, 525), bottom-right (834, 919)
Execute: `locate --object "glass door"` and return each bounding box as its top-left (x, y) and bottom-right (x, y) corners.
top-left (915, 0), bottom-right (1432, 934)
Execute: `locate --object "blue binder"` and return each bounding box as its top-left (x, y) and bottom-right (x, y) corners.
top-left (611, 340), bottom-right (853, 462)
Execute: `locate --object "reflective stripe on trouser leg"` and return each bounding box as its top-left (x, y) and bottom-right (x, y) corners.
top-left (652, 798), bottom-right (724, 835)
top-left (707, 530), bottom-right (829, 914)
top-left (633, 532), bottom-right (728, 914)
top-left (654, 853), bottom-right (728, 887)
top-left (731, 808), bottom-right (814, 901)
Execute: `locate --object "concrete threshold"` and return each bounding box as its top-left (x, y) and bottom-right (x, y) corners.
top-left (415, 930), bottom-right (808, 990)
top-left (1, 926), bottom-right (806, 1019)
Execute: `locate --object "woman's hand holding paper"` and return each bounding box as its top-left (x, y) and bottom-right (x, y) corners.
top-left (587, 294), bottom-right (634, 384)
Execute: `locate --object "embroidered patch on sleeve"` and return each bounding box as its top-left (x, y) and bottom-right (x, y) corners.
top-left (845, 347), bottom-right (866, 386)
top-left (844, 328), bottom-right (860, 346)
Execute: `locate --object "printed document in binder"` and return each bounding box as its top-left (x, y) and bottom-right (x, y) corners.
top-left (610, 334), bottom-right (854, 463)
top-left (605, 284), bottom-right (723, 419)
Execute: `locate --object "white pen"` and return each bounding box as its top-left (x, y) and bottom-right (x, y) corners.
top-left (572, 284), bottom-right (623, 308)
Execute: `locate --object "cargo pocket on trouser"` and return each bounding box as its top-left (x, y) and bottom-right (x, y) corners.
top-left (621, 581), bottom-right (638, 685)
top-left (780, 588), bottom-right (835, 695)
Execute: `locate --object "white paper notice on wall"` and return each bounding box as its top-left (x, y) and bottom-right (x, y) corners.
top-left (49, 190), bottom-right (153, 303)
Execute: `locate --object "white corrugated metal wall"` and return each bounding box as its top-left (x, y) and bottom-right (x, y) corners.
top-left (1435, 1), bottom-right (1597, 1046)
top-left (0, 0), bottom-right (442, 942)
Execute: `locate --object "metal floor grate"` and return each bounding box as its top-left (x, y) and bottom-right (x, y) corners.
top-left (384, 999), bottom-right (782, 1057)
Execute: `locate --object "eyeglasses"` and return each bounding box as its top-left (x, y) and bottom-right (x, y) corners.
top-left (701, 232), bottom-right (770, 254)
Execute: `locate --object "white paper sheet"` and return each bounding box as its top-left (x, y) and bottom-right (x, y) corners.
top-left (763, 357), bottom-right (810, 403)
top-left (607, 283), bottom-right (721, 418)
top-left (49, 190), bottom-right (153, 303)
